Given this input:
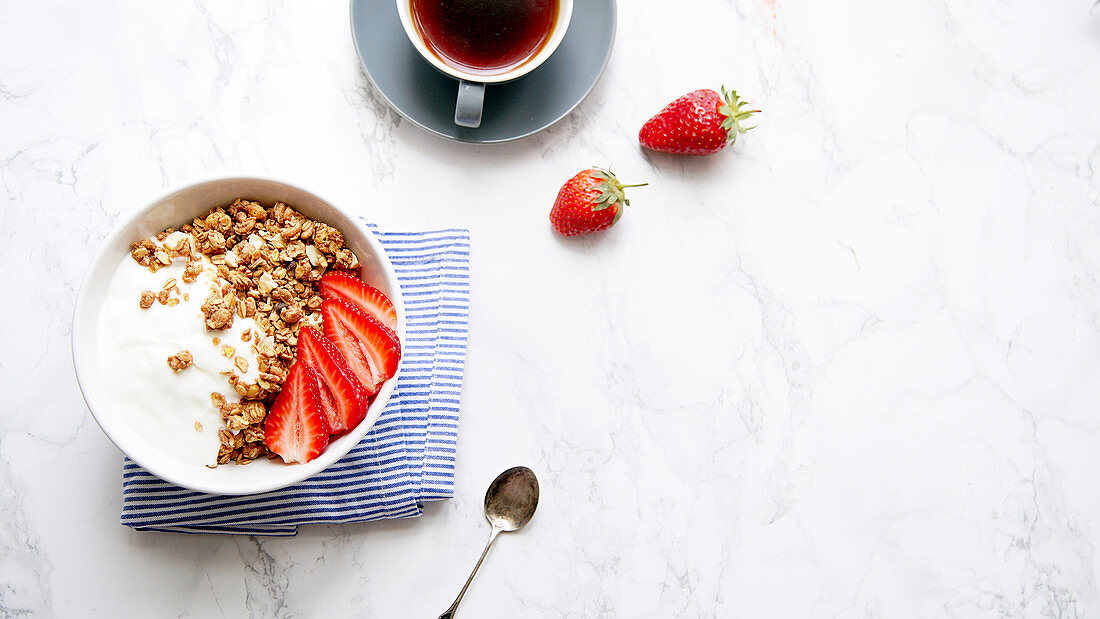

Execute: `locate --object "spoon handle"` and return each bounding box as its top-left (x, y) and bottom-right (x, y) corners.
top-left (438, 526), bottom-right (502, 619)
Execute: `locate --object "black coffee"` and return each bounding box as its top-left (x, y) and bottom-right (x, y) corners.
top-left (411, 0), bottom-right (559, 75)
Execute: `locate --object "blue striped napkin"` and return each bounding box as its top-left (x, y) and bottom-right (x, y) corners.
top-left (119, 226), bottom-right (470, 535)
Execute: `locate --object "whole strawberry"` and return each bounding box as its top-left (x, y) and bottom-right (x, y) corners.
top-left (639, 86), bottom-right (760, 155)
top-left (549, 168), bottom-right (646, 237)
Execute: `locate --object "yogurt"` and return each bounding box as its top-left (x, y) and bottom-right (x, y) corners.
top-left (98, 233), bottom-right (264, 467)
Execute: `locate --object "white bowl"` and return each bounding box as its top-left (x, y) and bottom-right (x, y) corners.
top-left (72, 174), bottom-right (405, 495)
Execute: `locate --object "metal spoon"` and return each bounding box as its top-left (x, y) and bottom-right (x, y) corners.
top-left (438, 466), bottom-right (539, 619)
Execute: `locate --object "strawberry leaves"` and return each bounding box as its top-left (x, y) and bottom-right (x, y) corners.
top-left (717, 86), bottom-right (761, 146)
top-left (588, 168), bottom-right (647, 211)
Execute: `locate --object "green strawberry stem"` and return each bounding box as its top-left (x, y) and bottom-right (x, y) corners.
top-left (589, 168), bottom-right (647, 210)
top-left (718, 86), bottom-right (761, 146)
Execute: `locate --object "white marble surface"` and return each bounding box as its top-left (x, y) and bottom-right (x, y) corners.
top-left (3, 0), bottom-right (1100, 616)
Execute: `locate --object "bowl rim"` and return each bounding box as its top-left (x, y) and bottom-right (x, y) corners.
top-left (71, 172), bottom-right (405, 495)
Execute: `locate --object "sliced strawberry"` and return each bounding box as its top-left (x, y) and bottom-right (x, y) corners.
top-left (319, 272), bottom-right (398, 332)
top-left (296, 326), bottom-right (369, 435)
top-left (264, 362), bottom-right (331, 464)
top-left (321, 297), bottom-right (401, 393)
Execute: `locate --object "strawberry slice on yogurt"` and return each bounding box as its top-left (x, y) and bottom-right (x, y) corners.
top-left (264, 362), bottom-right (331, 464)
top-left (320, 297), bottom-right (401, 395)
top-left (319, 271), bottom-right (398, 332)
top-left (295, 326), bottom-right (369, 436)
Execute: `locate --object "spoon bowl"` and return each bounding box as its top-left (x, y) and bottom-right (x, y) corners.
top-left (484, 466), bottom-right (539, 532)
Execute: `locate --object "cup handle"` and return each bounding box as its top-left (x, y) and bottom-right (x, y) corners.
top-left (454, 80), bottom-right (485, 128)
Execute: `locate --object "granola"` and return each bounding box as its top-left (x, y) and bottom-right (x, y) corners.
top-left (167, 351), bottom-right (193, 372)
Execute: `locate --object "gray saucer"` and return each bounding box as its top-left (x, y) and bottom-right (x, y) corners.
top-left (350, 0), bottom-right (617, 144)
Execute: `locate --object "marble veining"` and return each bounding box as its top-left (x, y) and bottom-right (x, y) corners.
top-left (2, 0), bottom-right (1100, 616)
